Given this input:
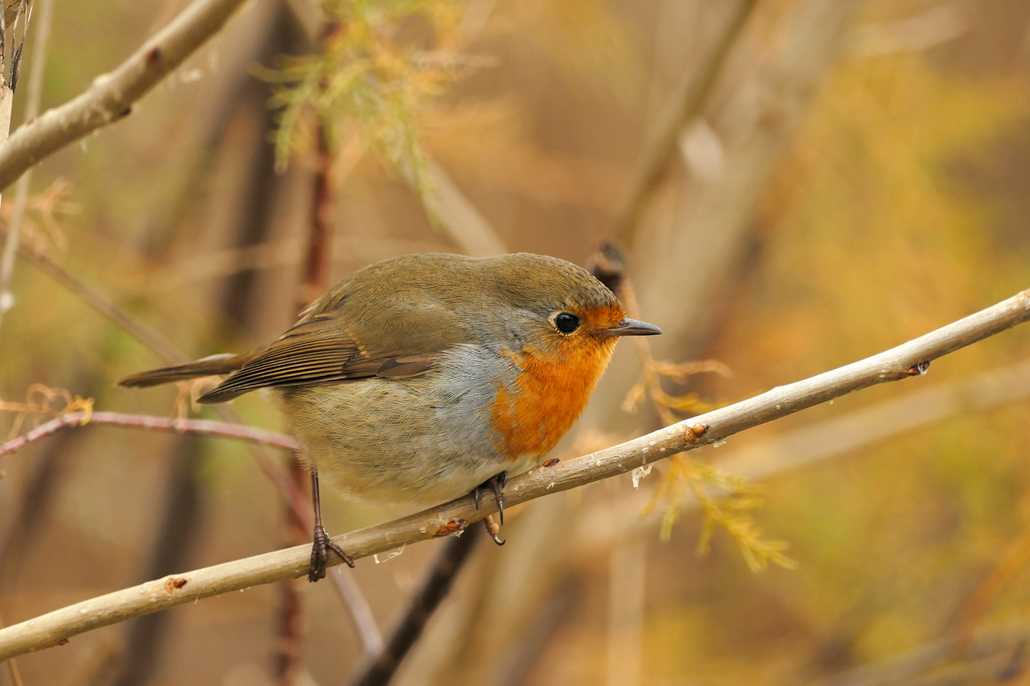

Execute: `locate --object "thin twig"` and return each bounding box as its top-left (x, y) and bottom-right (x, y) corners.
top-left (10, 232), bottom-right (184, 364)
top-left (0, 0), bottom-right (49, 333)
top-left (0, 410), bottom-right (299, 456)
top-left (3, 226), bottom-right (308, 520)
top-left (0, 288), bottom-right (1027, 661)
top-left (0, 0), bottom-right (251, 193)
top-left (351, 531), bottom-right (479, 686)
top-left (610, 0), bottom-right (758, 243)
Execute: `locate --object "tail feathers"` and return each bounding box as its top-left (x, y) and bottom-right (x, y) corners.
top-left (117, 354), bottom-right (244, 391)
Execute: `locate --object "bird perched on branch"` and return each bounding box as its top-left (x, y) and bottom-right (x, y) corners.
top-left (119, 252), bottom-right (661, 581)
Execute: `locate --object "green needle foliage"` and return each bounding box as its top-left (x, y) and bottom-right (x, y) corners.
top-left (258, 0), bottom-right (472, 204)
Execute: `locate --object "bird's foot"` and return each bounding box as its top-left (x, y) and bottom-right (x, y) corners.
top-left (473, 472), bottom-right (508, 546)
top-left (309, 523), bottom-right (355, 582)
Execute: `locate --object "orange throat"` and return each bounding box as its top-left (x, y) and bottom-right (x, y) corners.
top-left (490, 337), bottom-right (617, 461)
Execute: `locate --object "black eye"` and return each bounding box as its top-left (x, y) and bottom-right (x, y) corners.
top-left (554, 312), bottom-right (580, 334)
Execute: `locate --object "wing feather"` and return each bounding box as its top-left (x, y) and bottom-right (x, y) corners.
top-left (197, 299), bottom-right (471, 403)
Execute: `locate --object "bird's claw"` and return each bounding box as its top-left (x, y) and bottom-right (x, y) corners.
top-left (483, 514), bottom-right (505, 546)
top-left (473, 472), bottom-right (508, 546)
top-left (309, 523), bottom-right (355, 582)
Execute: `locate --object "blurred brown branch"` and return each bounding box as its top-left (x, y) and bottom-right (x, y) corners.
top-left (0, 0), bottom-right (250, 193)
top-left (610, 0), bottom-right (757, 242)
top-left (0, 287), bottom-right (1027, 662)
top-left (816, 622), bottom-right (1030, 686)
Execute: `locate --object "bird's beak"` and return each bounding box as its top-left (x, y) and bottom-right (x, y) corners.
top-left (606, 317), bottom-right (662, 337)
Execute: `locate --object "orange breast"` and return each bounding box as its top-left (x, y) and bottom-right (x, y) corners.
top-left (489, 338), bottom-right (617, 461)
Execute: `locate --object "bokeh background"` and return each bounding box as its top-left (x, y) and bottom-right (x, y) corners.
top-left (2, 0), bottom-right (1030, 684)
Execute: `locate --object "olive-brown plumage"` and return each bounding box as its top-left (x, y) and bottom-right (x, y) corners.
top-left (118, 252), bottom-right (661, 578)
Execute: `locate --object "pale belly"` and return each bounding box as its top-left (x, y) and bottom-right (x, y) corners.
top-left (273, 347), bottom-right (538, 506)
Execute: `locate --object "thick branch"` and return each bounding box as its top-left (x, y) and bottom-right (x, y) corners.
top-left (0, 287), bottom-right (1027, 662)
top-left (0, 0), bottom-right (250, 193)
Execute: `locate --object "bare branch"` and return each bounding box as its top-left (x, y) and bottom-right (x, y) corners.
top-left (0, 287), bottom-right (1027, 662)
top-left (0, 410), bottom-right (298, 457)
top-left (576, 356), bottom-right (1030, 555)
top-left (0, 0), bottom-right (250, 193)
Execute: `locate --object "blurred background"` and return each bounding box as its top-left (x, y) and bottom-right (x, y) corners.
top-left (2, 0), bottom-right (1030, 684)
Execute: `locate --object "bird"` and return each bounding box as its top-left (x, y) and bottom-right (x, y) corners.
top-left (118, 252), bottom-right (661, 581)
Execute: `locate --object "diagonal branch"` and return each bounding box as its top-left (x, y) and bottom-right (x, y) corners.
top-left (0, 0), bottom-right (251, 193)
top-left (610, 0), bottom-right (758, 242)
top-left (0, 287), bottom-right (1027, 662)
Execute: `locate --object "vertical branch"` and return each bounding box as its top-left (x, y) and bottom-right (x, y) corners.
top-left (0, 0), bottom-right (50, 333)
top-left (0, 7), bottom-right (36, 682)
top-left (0, 2), bottom-right (16, 329)
top-left (302, 114), bottom-right (334, 306)
top-left (275, 28), bottom-right (338, 683)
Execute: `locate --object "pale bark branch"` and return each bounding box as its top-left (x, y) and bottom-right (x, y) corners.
top-left (0, 287), bottom-right (1027, 662)
top-left (0, 0), bottom-right (251, 193)
top-left (576, 356), bottom-right (1030, 555)
top-left (0, 0), bottom-right (51, 333)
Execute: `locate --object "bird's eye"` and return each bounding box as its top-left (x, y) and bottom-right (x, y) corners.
top-left (554, 312), bottom-right (580, 334)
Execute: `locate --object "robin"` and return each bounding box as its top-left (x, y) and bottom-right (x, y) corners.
top-left (118, 252), bottom-right (661, 581)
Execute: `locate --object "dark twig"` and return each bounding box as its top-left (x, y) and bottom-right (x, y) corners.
top-left (351, 531), bottom-right (480, 686)
top-left (273, 53), bottom-right (333, 685)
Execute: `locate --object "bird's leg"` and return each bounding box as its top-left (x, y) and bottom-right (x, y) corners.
top-left (473, 471), bottom-right (508, 546)
top-left (308, 468), bottom-right (355, 583)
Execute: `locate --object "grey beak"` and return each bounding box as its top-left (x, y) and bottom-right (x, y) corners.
top-left (608, 317), bottom-right (662, 337)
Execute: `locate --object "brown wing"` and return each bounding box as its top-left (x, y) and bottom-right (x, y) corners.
top-left (197, 298), bottom-right (469, 404)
